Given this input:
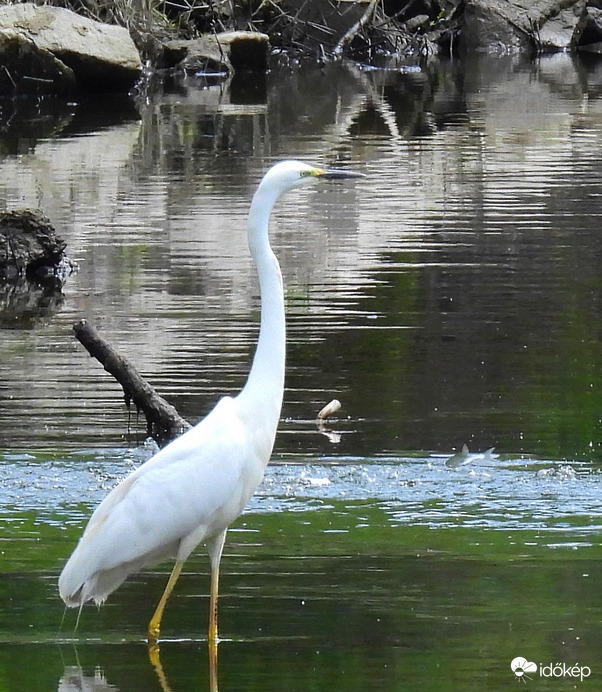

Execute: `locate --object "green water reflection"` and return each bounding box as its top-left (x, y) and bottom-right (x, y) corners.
top-left (0, 500), bottom-right (601, 690)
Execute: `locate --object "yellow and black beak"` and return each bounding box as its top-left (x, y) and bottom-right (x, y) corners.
top-left (313, 167), bottom-right (365, 180)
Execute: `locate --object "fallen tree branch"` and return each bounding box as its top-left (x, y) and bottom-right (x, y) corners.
top-left (73, 319), bottom-right (192, 444)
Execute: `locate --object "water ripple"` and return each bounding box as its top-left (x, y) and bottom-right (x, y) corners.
top-left (1, 447), bottom-right (599, 536)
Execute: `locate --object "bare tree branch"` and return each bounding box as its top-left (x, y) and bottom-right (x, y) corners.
top-left (73, 319), bottom-right (191, 444)
top-left (333, 0), bottom-right (379, 57)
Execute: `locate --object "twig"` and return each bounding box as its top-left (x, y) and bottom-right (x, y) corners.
top-left (333, 0), bottom-right (379, 57)
top-left (371, 0), bottom-right (419, 30)
top-left (3, 66), bottom-right (16, 89)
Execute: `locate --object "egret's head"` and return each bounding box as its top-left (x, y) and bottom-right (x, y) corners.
top-left (259, 160), bottom-right (364, 197)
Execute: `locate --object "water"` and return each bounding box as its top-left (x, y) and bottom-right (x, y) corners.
top-left (1, 53), bottom-right (602, 689)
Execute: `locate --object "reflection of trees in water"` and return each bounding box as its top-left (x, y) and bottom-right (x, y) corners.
top-left (2, 55), bottom-right (602, 457)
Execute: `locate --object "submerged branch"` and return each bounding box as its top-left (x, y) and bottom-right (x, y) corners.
top-left (73, 319), bottom-right (191, 444)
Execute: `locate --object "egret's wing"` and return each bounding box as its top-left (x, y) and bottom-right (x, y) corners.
top-left (83, 396), bottom-right (237, 538)
top-left (59, 396), bottom-right (262, 602)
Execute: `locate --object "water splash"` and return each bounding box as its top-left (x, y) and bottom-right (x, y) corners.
top-left (1, 446), bottom-right (599, 538)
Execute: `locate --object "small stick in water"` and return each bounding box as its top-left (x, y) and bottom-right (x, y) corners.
top-left (317, 399), bottom-right (341, 420)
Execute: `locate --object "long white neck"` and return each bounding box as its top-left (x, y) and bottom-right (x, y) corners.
top-left (235, 182), bottom-right (286, 448)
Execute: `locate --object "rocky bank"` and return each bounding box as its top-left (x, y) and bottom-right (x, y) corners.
top-left (1, 2), bottom-right (602, 96)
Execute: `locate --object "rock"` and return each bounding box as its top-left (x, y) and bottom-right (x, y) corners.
top-left (0, 210), bottom-right (67, 281)
top-left (462, 0), bottom-right (534, 54)
top-left (164, 31), bottom-right (269, 74)
top-left (537, 1), bottom-right (587, 52)
top-left (181, 35), bottom-right (230, 74)
top-left (405, 14), bottom-right (431, 33)
top-left (576, 5), bottom-right (602, 49)
top-left (0, 3), bottom-right (141, 92)
top-left (461, 0), bottom-right (587, 55)
top-left (226, 31), bottom-right (269, 72)
top-left (0, 28), bottom-right (76, 95)
top-left (0, 210), bottom-right (74, 328)
top-left (162, 39), bottom-right (194, 69)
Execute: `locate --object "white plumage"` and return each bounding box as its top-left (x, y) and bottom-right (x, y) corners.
top-left (58, 160), bottom-right (362, 642)
top-left (60, 397), bottom-right (257, 604)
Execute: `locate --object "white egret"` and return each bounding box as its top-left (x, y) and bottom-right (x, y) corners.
top-left (58, 160), bottom-right (363, 644)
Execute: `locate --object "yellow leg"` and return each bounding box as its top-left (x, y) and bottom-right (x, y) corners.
top-left (208, 622), bottom-right (219, 692)
top-left (207, 529), bottom-right (226, 646)
top-left (208, 534), bottom-right (224, 692)
top-left (148, 560), bottom-right (185, 643)
top-left (208, 558), bottom-right (220, 645)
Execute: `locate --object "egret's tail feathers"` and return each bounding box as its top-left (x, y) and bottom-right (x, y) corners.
top-left (59, 542), bottom-right (132, 607)
top-left (59, 541), bottom-right (179, 608)
top-left (59, 570), bottom-right (112, 608)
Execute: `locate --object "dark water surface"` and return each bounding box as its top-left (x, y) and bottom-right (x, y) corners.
top-left (1, 54), bottom-right (602, 690)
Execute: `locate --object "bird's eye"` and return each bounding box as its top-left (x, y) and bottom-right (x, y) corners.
top-left (300, 170), bottom-right (312, 178)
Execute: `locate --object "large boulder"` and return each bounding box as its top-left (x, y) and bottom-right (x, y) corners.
top-left (461, 0), bottom-right (588, 54)
top-left (0, 3), bottom-right (141, 92)
top-left (0, 27), bottom-right (76, 95)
